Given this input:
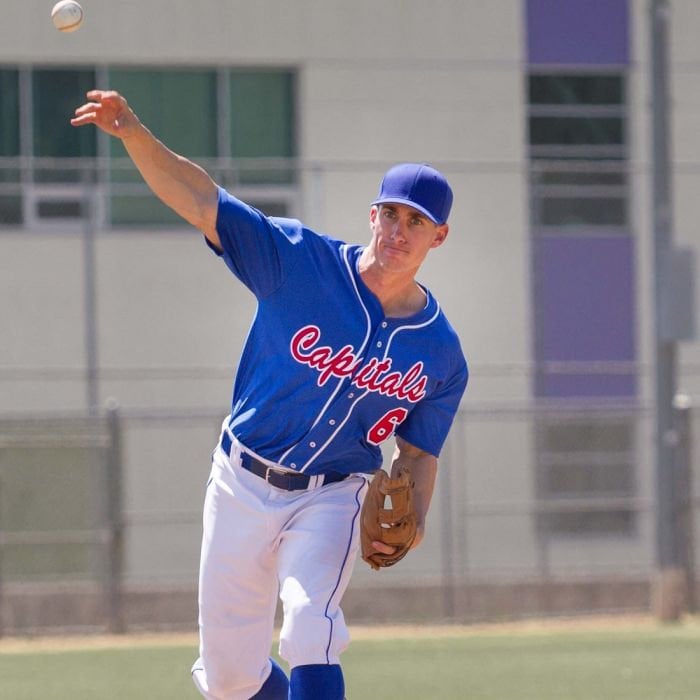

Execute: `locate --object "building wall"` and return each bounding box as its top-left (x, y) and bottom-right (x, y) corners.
top-left (0, 1), bottom-right (698, 587)
top-left (0, 0), bottom-right (530, 408)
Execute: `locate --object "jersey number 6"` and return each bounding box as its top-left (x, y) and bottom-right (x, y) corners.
top-left (367, 407), bottom-right (409, 445)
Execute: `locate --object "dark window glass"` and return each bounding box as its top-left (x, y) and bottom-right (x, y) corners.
top-left (230, 71), bottom-right (295, 159)
top-left (0, 68), bottom-right (20, 156)
top-left (529, 75), bottom-right (624, 105)
top-left (33, 69), bottom-right (97, 158)
top-left (108, 68), bottom-right (218, 225)
top-left (529, 116), bottom-right (624, 146)
top-left (109, 69), bottom-right (218, 157)
top-left (0, 196), bottom-right (22, 225)
top-left (230, 71), bottom-right (296, 184)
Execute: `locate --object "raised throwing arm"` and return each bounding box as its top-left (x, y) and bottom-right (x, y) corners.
top-left (71, 90), bottom-right (221, 248)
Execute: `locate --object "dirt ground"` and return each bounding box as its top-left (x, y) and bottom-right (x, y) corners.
top-left (0, 613), bottom-right (674, 654)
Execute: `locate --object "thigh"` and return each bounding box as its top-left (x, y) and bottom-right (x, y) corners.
top-left (196, 458), bottom-right (280, 697)
top-left (277, 476), bottom-right (368, 667)
top-left (198, 460), bottom-right (279, 624)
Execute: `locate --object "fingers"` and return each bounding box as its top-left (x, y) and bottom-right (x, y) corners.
top-left (70, 112), bottom-right (96, 127)
top-left (73, 101), bottom-right (101, 116)
top-left (70, 89), bottom-right (139, 138)
top-left (72, 90), bottom-right (123, 118)
top-left (371, 541), bottom-right (396, 555)
top-left (70, 101), bottom-right (103, 127)
top-left (85, 89), bottom-right (122, 102)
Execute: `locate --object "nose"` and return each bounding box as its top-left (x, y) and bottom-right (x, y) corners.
top-left (389, 220), bottom-right (407, 242)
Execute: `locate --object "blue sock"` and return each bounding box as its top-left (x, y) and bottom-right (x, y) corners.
top-left (289, 664), bottom-right (344, 700)
top-left (250, 658), bottom-right (289, 700)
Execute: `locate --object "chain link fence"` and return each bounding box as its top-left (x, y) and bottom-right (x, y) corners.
top-left (0, 392), bottom-right (696, 635)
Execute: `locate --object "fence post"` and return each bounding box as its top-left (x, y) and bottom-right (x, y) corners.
top-left (105, 401), bottom-right (125, 633)
top-left (439, 437), bottom-right (456, 621)
top-left (674, 395), bottom-right (695, 613)
top-left (0, 473), bottom-right (3, 639)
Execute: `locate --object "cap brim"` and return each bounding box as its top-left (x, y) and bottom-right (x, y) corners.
top-left (371, 197), bottom-right (442, 224)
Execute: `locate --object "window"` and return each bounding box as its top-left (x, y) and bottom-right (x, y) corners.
top-left (528, 71), bottom-right (637, 537)
top-left (0, 65), bottom-right (297, 229)
top-left (228, 71), bottom-right (296, 186)
top-left (528, 73), bottom-right (628, 231)
top-left (33, 69), bottom-right (97, 163)
top-left (0, 68), bottom-right (21, 224)
top-left (109, 68), bottom-right (218, 226)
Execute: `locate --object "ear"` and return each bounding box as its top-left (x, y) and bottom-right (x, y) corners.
top-left (369, 205), bottom-right (379, 224)
top-left (431, 224), bottom-right (449, 248)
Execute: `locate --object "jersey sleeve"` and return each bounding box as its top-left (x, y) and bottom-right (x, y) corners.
top-left (208, 186), bottom-right (304, 298)
top-left (395, 354), bottom-right (468, 458)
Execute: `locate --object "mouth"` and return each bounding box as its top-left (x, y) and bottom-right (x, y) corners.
top-left (383, 244), bottom-right (408, 255)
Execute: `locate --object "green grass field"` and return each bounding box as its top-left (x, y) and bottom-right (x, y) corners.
top-left (1, 619), bottom-right (699, 699)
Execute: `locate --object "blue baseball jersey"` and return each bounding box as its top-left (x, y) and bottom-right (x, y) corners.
top-left (209, 187), bottom-right (468, 476)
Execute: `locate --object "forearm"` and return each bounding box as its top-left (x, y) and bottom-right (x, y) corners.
top-left (391, 442), bottom-right (438, 544)
top-left (122, 122), bottom-right (218, 234)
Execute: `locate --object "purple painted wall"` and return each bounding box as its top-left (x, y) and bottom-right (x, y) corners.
top-left (535, 235), bottom-right (636, 398)
top-left (527, 0), bottom-right (630, 65)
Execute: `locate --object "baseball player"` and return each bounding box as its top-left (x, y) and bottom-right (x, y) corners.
top-left (72, 90), bottom-right (468, 700)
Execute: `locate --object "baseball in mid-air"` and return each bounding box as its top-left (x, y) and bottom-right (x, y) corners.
top-left (51, 0), bottom-right (84, 32)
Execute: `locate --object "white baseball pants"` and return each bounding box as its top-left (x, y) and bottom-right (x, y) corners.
top-left (192, 433), bottom-right (367, 700)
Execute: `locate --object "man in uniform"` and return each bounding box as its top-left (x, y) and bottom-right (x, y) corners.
top-left (72, 90), bottom-right (468, 700)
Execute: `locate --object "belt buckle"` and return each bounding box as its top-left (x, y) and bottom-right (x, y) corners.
top-left (265, 464), bottom-right (294, 483)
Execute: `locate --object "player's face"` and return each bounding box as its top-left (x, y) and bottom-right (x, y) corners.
top-left (369, 204), bottom-right (448, 274)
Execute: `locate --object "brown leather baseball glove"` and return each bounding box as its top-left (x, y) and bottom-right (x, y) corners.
top-left (360, 467), bottom-right (417, 570)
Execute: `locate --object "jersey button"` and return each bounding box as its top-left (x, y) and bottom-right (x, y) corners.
top-left (381, 321), bottom-right (388, 328)
top-left (329, 419), bottom-right (336, 426)
top-left (348, 392), bottom-right (355, 399)
top-left (309, 441), bottom-right (316, 448)
top-left (376, 341), bottom-right (382, 348)
top-left (290, 462), bottom-right (297, 468)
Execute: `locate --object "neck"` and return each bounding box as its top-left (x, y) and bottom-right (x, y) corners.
top-left (358, 248), bottom-right (425, 317)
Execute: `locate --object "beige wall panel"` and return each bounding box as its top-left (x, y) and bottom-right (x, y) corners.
top-left (672, 72), bottom-right (700, 163)
top-left (0, 235), bottom-right (89, 411)
top-left (668, 0), bottom-right (700, 64)
top-left (303, 66), bottom-right (525, 162)
top-left (2, 1), bottom-right (521, 65)
top-left (0, 380), bottom-right (87, 413)
top-left (94, 233), bottom-right (254, 409)
top-left (0, 235), bottom-right (85, 365)
top-left (96, 234), bottom-right (252, 367)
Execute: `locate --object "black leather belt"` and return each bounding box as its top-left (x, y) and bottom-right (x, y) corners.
top-left (220, 432), bottom-right (347, 491)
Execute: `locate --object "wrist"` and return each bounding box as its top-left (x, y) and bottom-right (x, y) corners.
top-left (119, 117), bottom-right (147, 142)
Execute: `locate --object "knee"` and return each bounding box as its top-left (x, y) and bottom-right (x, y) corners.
top-left (192, 659), bottom-right (259, 700)
top-left (193, 648), bottom-right (268, 700)
top-left (278, 601), bottom-right (349, 667)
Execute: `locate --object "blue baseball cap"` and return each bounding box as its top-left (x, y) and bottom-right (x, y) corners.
top-left (372, 163), bottom-right (453, 225)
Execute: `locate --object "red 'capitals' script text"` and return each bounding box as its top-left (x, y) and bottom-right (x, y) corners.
top-left (290, 325), bottom-right (428, 403)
